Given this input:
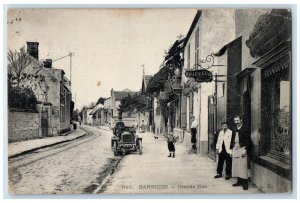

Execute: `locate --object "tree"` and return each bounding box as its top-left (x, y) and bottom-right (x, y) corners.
top-left (118, 93), bottom-right (149, 115)
top-left (246, 9), bottom-right (291, 57)
top-left (7, 47), bottom-right (50, 102)
top-left (146, 66), bottom-right (172, 95)
top-left (96, 97), bottom-right (106, 105)
top-left (8, 86), bottom-right (37, 110)
top-left (7, 46), bottom-right (32, 87)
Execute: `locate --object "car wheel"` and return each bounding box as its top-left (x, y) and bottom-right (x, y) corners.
top-left (113, 141), bottom-right (118, 156)
top-left (138, 140), bottom-right (142, 155)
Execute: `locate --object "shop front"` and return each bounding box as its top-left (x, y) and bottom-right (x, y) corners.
top-left (248, 40), bottom-right (291, 192)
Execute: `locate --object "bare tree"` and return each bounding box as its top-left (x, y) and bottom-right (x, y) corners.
top-left (7, 46), bottom-right (50, 102)
top-left (7, 46), bottom-right (32, 87)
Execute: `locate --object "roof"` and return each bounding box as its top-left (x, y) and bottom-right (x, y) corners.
top-left (27, 52), bottom-right (67, 79)
top-left (122, 88), bottom-right (131, 92)
top-left (214, 36), bottom-right (242, 57)
top-left (144, 75), bottom-right (153, 89)
top-left (89, 103), bottom-right (104, 115)
top-left (114, 91), bottom-right (137, 100)
top-left (184, 10), bottom-right (202, 46)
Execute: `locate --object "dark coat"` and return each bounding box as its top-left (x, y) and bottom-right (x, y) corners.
top-left (230, 125), bottom-right (252, 151)
top-left (113, 121), bottom-right (125, 135)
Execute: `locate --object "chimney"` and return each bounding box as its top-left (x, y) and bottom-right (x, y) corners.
top-left (111, 88), bottom-right (114, 97)
top-left (26, 42), bottom-right (39, 61)
top-left (43, 59), bottom-right (52, 68)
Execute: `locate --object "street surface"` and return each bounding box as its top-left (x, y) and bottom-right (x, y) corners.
top-left (8, 126), bottom-right (118, 194)
top-left (101, 131), bottom-right (260, 194)
top-left (8, 126), bottom-right (260, 195)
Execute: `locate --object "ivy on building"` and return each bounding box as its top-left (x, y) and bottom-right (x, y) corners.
top-left (246, 9), bottom-right (291, 57)
top-left (146, 66), bottom-right (172, 95)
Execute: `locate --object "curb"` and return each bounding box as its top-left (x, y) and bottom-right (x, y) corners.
top-left (8, 130), bottom-right (87, 159)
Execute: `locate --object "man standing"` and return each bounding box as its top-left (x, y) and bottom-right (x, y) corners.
top-left (230, 115), bottom-right (251, 190)
top-left (113, 116), bottom-right (125, 136)
top-left (190, 116), bottom-right (198, 150)
top-left (214, 122), bottom-right (232, 180)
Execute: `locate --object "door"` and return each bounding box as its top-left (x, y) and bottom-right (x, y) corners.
top-left (242, 90), bottom-right (251, 130)
top-left (41, 109), bottom-right (49, 137)
top-left (208, 96), bottom-right (216, 160)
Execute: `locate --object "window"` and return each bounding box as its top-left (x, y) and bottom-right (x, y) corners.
top-left (263, 63), bottom-right (290, 158)
top-left (187, 44), bottom-right (191, 69)
top-left (195, 28), bottom-right (199, 65)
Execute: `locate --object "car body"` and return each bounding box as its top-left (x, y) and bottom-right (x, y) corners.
top-left (111, 122), bottom-right (142, 156)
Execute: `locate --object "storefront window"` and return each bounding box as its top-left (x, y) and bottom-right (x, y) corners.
top-left (272, 79), bottom-right (290, 155)
top-left (264, 66), bottom-right (290, 157)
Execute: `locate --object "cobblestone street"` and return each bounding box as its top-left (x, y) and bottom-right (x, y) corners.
top-left (9, 126), bottom-right (117, 194)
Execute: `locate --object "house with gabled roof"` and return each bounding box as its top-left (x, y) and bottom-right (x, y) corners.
top-left (8, 42), bottom-right (72, 142)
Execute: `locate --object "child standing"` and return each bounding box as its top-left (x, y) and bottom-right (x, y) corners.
top-left (167, 131), bottom-right (176, 158)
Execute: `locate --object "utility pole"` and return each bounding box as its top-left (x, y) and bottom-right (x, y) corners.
top-left (53, 52), bottom-right (75, 98)
top-left (69, 52), bottom-right (73, 91)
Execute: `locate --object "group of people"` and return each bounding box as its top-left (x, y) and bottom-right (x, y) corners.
top-left (166, 115), bottom-right (252, 190)
top-left (214, 115), bottom-right (252, 190)
top-left (114, 114), bottom-right (251, 191)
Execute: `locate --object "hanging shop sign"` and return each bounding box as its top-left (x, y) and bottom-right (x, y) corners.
top-left (185, 69), bottom-right (213, 82)
top-left (185, 54), bottom-right (214, 83)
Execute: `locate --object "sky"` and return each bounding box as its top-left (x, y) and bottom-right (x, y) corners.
top-left (7, 9), bottom-right (197, 110)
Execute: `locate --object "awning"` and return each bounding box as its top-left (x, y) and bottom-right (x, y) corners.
top-left (263, 62), bottom-right (289, 78)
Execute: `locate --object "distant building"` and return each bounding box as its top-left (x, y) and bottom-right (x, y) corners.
top-left (103, 97), bottom-right (112, 126)
top-left (89, 103), bottom-right (104, 126)
top-left (111, 89), bottom-right (137, 116)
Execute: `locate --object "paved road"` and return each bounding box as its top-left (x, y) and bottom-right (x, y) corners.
top-left (8, 127), bottom-right (260, 195)
top-left (8, 126), bottom-right (118, 195)
top-left (101, 132), bottom-right (260, 194)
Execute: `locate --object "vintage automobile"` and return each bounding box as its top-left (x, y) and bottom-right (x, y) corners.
top-left (111, 120), bottom-right (142, 156)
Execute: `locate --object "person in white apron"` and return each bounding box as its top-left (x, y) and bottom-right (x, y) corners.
top-left (214, 122), bottom-right (232, 180)
top-left (230, 116), bottom-right (251, 190)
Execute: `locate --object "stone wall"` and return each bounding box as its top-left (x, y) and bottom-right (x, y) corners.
top-left (251, 162), bottom-right (291, 193)
top-left (8, 110), bottom-right (40, 143)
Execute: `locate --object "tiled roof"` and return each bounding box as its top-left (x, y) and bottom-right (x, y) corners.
top-left (114, 91), bottom-right (137, 100)
top-left (144, 75), bottom-right (153, 88)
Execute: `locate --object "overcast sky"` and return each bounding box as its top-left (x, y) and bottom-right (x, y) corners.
top-left (7, 9), bottom-right (196, 110)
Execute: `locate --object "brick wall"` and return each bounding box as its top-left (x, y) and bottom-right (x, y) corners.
top-left (8, 110), bottom-right (40, 143)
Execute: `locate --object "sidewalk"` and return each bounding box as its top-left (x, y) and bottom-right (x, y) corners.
top-left (8, 128), bottom-right (87, 158)
top-left (97, 125), bottom-right (111, 131)
top-left (103, 131), bottom-right (260, 194)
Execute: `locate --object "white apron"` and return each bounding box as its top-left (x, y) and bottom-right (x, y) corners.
top-left (231, 132), bottom-right (248, 179)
